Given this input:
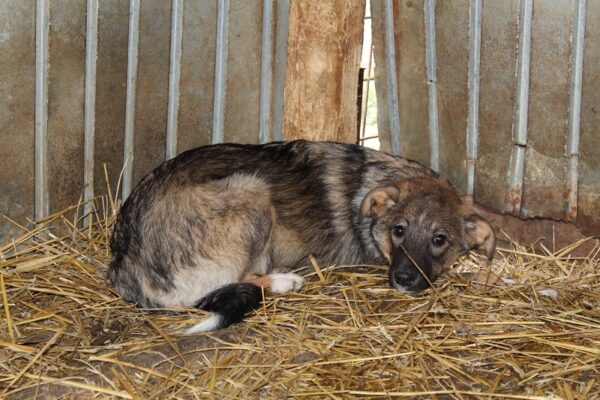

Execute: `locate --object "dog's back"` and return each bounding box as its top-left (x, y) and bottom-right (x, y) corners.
top-left (110, 140), bottom-right (433, 274)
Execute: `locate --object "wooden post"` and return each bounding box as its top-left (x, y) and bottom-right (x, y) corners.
top-left (283, 0), bottom-right (366, 143)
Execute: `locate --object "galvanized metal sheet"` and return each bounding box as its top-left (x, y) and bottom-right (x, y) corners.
top-left (177, 0), bottom-right (217, 153)
top-left (390, 0), bottom-right (429, 166)
top-left (224, 0), bottom-right (262, 144)
top-left (132, 0), bottom-right (171, 185)
top-left (47, 0), bottom-right (86, 214)
top-left (435, 0), bottom-right (469, 194)
top-left (270, 0), bottom-right (290, 142)
top-left (0, 0), bottom-right (36, 243)
top-left (578, 0), bottom-right (600, 234)
top-left (93, 0), bottom-right (129, 199)
top-left (521, 1), bottom-right (570, 219)
top-left (474, 0), bottom-right (519, 212)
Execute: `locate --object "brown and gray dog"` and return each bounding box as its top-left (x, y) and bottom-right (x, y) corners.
top-left (108, 141), bottom-right (495, 333)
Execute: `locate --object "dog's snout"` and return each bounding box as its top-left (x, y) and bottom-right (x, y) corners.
top-left (393, 270), bottom-right (415, 287)
top-left (389, 247), bottom-right (432, 292)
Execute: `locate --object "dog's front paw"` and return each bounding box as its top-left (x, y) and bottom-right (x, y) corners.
top-left (269, 273), bottom-right (305, 294)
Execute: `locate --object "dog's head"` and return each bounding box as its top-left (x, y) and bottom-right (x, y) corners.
top-left (360, 176), bottom-right (495, 292)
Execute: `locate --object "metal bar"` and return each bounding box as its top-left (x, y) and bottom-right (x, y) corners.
top-left (166, 0), bottom-right (184, 159)
top-left (271, 0), bottom-right (290, 142)
top-left (360, 134), bottom-right (380, 141)
top-left (466, 0), bottom-right (482, 197)
top-left (122, 0), bottom-right (140, 201)
top-left (83, 0), bottom-right (99, 224)
top-left (34, 0), bottom-right (50, 220)
top-left (566, 0), bottom-right (587, 220)
top-left (506, 0), bottom-right (533, 214)
top-left (424, 0), bottom-right (439, 172)
top-left (357, 67), bottom-right (365, 141)
top-left (384, 0), bottom-right (401, 155)
top-left (360, 52), bottom-right (373, 139)
top-left (212, 0), bottom-right (230, 144)
top-left (259, 0), bottom-right (274, 144)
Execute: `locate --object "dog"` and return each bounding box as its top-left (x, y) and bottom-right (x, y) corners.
top-left (108, 140), bottom-right (495, 333)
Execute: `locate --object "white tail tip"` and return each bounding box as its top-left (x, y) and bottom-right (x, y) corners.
top-left (185, 313), bottom-right (222, 334)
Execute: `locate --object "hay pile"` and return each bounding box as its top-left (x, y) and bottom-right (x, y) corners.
top-left (1, 199), bottom-right (599, 399)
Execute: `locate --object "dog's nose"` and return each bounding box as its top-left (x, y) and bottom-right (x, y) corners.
top-left (393, 271), bottom-right (415, 287)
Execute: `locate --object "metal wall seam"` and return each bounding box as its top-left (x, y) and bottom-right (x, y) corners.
top-left (83, 0), bottom-right (99, 224)
top-left (122, 0), bottom-right (141, 201)
top-left (166, 0), bottom-right (184, 160)
top-left (565, 0), bottom-right (587, 220)
top-left (383, 0), bottom-right (401, 155)
top-left (212, 0), bottom-right (230, 145)
top-left (271, 0), bottom-right (290, 142)
top-left (424, 0), bottom-right (440, 172)
top-left (506, 0), bottom-right (533, 214)
top-left (259, 0), bottom-right (274, 144)
top-left (34, 0), bottom-right (50, 220)
top-left (466, 0), bottom-right (482, 198)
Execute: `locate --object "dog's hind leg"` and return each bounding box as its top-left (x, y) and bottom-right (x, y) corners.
top-left (242, 272), bottom-right (304, 294)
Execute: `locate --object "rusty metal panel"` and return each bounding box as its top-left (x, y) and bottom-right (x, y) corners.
top-left (578, 0), bottom-right (600, 234)
top-left (435, 0), bottom-right (469, 194)
top-left (474, 0), bottom-right (519, 212)
top-left (177, 0), bottom-right (217, 153)
top-left (47, 0), bottom-right (86, 213)
top-left (224, 1), bottom-right (262, 144)
top-left (521, 1), bottom-right (570, 219)
top-left (93, 0), bottom-right (129, 199)
top-left (0, 0), bottom-right (35, 243)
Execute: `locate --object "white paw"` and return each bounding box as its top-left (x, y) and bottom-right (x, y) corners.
top-left (269, 273), bottom-right (304, 294)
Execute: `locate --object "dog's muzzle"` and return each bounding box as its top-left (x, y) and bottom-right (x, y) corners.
top-left (389, 248), bottom-right (432, 292)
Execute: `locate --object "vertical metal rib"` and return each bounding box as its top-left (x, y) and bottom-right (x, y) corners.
top-left (566, 0), bottom-right (587, 220)
top-left (271, 0), bottom-right (290, 142)
top-left (506, 0), bottom-right (533, 214)
top-left (466, 0), bottom-right (482, 197)
top-left (384, 0), bottom-right (401, 155)
top-left (424, 0), bottom-right (439, 171)
top-left (122, 0), bottom-right (140, 201)
top-left (166, 0), bottom-right (184, 160)
top-left (34, 0), bottom-right (50, 220)
top-left (259, 0), bottom-right (274, 144)
top-left (83, 0), bottom-right (99, 223)
top-left (212, 0), bottom-right (230, 144)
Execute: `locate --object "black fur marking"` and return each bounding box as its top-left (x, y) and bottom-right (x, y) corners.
top-left (195, 283), bottom-right (263, 329)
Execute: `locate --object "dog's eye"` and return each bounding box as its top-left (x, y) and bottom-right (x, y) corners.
top-left (392, 225), bottom-right (405, 238)
top-left (432, 234), bottom-right (447, 247)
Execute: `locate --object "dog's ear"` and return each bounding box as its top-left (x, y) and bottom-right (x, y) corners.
top-left (463, 214), bottom-right (496, 260)
top-left (360, 186), bottom-right (400, 220)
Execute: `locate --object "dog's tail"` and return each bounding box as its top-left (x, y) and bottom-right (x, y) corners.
top-left (185, 283), bottom-right (263, 334)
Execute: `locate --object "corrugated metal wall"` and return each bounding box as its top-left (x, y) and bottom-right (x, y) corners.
top-left (372, 0), bottom-right (600, 236)
top-left (2, 0), bottom-right (598, 244)
top-left (0, 0), bottom-right (365, 244)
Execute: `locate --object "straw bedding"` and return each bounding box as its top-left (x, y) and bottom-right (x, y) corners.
top-left (1, 198), bottom-right (599, 399)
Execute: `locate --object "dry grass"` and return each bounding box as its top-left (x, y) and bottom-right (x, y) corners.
top-left (1, 198), bottom-right (599, 400)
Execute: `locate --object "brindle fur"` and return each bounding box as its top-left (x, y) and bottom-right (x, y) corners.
top-left (109, 140), bottom-right (495, 314)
